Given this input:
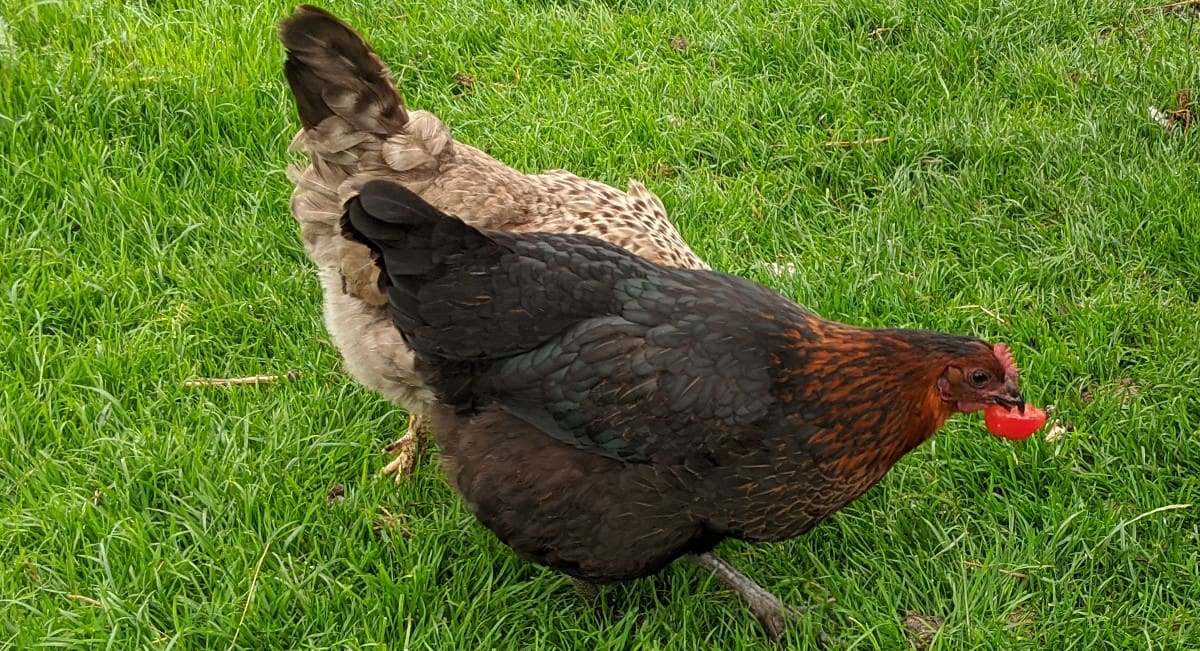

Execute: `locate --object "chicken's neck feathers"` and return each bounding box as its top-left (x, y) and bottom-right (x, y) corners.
top-left (776, 319), bottom-right (966, 482)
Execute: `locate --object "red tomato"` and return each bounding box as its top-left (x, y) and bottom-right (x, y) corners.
top-left (983, 404), bottom-right (1047, 440)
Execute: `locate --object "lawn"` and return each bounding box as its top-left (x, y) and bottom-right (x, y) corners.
top-left (2, 0), bottom-right (1199, 648)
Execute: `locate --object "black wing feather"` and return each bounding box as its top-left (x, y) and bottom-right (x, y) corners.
top-left (475, 272), bottom-right (783, 462)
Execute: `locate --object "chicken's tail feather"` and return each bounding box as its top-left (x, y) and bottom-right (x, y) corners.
top-left (341, 179), bottom-right (646, 365)
top-left (279, 4), bottom-right (407, 133)
top-left (340, 179), bottom-right (501, 335)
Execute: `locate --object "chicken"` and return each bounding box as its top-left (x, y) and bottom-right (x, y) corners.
top-left (340, 180), bottom-right (1033, 642)
top-left (278, 4), bottom-right (708, 478)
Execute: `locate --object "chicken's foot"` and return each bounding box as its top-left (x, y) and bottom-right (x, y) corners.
top-left (380, 414), bottom-right (427, 480)
top-left (689, 552), bottom-right (806, 645)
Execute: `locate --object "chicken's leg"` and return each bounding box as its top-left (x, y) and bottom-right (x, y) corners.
top-left (570, 577), bottom-right (600, 606)
top-left (380, 414), bottom-right (427, 480)
top-left (688, 552), bottom-right (806, 644)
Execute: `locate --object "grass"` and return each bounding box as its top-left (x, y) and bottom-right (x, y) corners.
top-left (1, 0), bottom-right (1199, 648)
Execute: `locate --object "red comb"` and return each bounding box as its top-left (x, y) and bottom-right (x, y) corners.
top-left (993, 343), bottom-right (1018, 380)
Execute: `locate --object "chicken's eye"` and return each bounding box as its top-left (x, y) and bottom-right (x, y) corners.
top-left (970, 369), bottom-right (992, 386)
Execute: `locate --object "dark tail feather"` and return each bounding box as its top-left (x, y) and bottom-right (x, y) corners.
top-left (340, 180), bottom-right (500, 333)
top-left (344, 180), bottom-right (638, 363)
top-left (278, 4), bottom-right (407, 133)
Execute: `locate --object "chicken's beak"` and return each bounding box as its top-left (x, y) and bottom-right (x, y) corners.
top-left (992, 379), bottom-right (1025, 412)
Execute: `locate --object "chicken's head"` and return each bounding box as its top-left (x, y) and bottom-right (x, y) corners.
top-left (936, 342), bottom-right (1024, 414)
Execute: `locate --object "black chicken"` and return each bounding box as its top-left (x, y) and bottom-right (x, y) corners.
top-left (339, 179), bottom-right (1031, 642)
